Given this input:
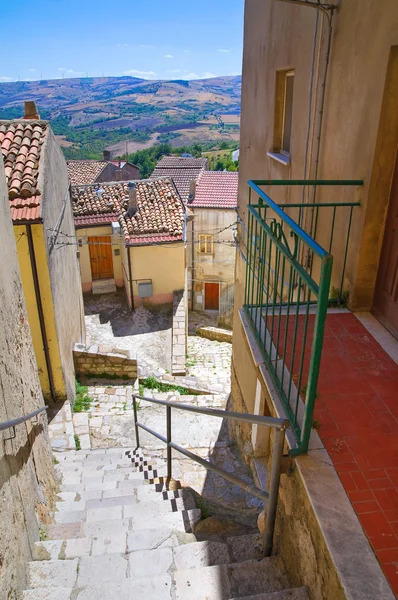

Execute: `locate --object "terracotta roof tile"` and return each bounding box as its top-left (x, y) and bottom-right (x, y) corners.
top-left (189, 171), bottom-right (238, 209)
top-left (72, 178), bottom-right (184, 246)
top-left (0, 120), bottom-right (47, 220)
top-left (150, 156), bottom-right (208, 203)
top-left (67, 160), bottom-right (108, 185)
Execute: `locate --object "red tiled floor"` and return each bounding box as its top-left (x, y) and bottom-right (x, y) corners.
top-left (271, 312), bottom-right (398, 596)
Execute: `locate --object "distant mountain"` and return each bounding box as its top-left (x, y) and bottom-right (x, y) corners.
top-left (0, 75), bottom-right (241, 159)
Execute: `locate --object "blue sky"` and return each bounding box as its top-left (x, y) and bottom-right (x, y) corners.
top-left (0, 0), bottom-right (244, 82)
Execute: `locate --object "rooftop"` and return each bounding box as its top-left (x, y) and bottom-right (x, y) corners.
top-left (67, 160), bottom-right (109, 185)
top-left (150, 156), bottom-right (208, 203)
top-left (71, 178), bottom-right (185, 246)
top-left (0, 120), bottom-right (48, 222)
top-left (189, 170), bottom-right (238, 209)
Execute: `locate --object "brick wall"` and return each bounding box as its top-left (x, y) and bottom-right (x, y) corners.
top-left (73, 343), bottom-right (138, 379)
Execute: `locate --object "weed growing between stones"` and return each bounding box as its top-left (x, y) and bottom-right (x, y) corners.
top-left (74, 381), bottom-right (93, 413)
top-left (74, 435), bottom-right (81, 451)
top-left (138, 376), bottom-right (198, 396)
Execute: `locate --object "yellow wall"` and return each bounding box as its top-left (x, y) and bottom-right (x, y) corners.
top-left (76, 226), bottom-right (124, 291)
top-left (128, 243), bottom-right (185, 305)
top-left (14, 225), bottom-right (66, 401)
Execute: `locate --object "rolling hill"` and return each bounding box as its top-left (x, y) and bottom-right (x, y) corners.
top-left (0, 75), bottom-right (241, 159)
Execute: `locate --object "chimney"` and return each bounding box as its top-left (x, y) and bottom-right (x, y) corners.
top-left (188, 179), bottom-right (196, 202)
top-left (103, 149), bottom-right (111, 161)
top-left (24, 101), bottom-right (40, 120)
top-left (127, 182), bottom-right (138, 217)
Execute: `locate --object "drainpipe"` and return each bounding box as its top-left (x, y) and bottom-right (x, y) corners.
top-left (127, 245), bottom-right (134, 311)
top-left (191, 218), bottom-right (195, 311)
top-left (26, 224), bottom-right (56, 401)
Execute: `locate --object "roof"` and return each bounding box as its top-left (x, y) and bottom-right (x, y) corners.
top-left (0, 120), bottom-right (48, 222)
top-left (72, 178), bottom-right (184, 246)
top-left (150, 156), bottom-right (208, 203)
top-left (189, 171), bottom-right (238, 209)
top-left (67, 160), bottom-right (108, 185)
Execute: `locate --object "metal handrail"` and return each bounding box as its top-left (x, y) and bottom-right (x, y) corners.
top-left (0, 406), bottom-right (48, 432)
top-left (133, 393), bottom-right (289, 557)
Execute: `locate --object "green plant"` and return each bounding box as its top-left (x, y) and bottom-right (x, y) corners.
top-left (74, 380), bottom-right (93, 413)
top-left (312, 420), bottom-right (320, 430)
top-left (39, 529), bottom-right (47, 542)
top-left (74, 435), bottom-right (81, 451)
top-left (139, 377), bottom-right (197, 396)
top-left (122, 402), bottom-right (127, 411)
top-left (53, 457), bottom-right (59, 465)
top-left (84, 372), bottom-right (130, 381)
top-left (195, 495), bottom-right (212, 520)
top-left (301, 384), bottom-right (319, 400)
top-left (330, 286), bottom-right (349, 307)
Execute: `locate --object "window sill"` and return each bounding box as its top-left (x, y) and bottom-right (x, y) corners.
top-left (267, 151), bottom-right (291, 166)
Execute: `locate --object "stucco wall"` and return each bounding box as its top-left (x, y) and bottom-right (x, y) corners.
top-left (187, 208), bottom-right (236, 310)
top-left (76, 226), bottom-right (124, 291)
top-left (127, 243), bottom-right (186, 306)
top-left (238, 0), bottom-right (398, 310)
top-left (0, 154), bottom-right (55, 599)
top-left (40, 127), bottom-right (86, 403)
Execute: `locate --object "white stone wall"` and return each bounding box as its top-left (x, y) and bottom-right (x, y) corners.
top-left (0, 154), bottom-right (55, 597)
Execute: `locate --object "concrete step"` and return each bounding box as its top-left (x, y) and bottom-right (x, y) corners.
top-left (33, 539), bottom-right (91, 561)
top-left (27, 559), bottom-right (79, 589)
top-left (230, 589), bottom-right (310, 600)
top-left (92, 279), bottom-right (117, 295)
top-left (75, 576), bottom-right (173, 599)
top-left (23, 588), bottom-right (73, 600)
top-left (175, 557), bottom-right (289, 600)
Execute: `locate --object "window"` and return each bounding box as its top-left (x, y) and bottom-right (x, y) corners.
top-left (198, 234), bottom-right (214, 254)
top-left (272, 70), bottom-right (295, 158)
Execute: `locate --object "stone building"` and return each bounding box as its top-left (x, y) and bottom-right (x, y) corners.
top-left (186, 170), bottom-right (238, 318)
top-left (0, 103), bottom-right (85, 403)
top-left (150, 156), bottom-right (208, 203)
top-left (0, 150), bottom-right (55, 598)
top-left (67, 153), bottom-right (140, 186)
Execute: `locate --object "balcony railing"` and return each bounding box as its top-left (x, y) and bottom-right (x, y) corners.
top-left (243, 180), bottom-right (362, 454)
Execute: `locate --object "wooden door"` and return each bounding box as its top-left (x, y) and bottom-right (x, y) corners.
top-left (372, 152), bottom-right (398, 339)
top-left (205, 282), bottom-right (220, 310)
top-left (88, 236), bottom-right (114, 280)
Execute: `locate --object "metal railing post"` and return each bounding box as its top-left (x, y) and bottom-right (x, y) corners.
top-left (166, 405), bottom-right (172, 481)
top-left (133, 396), bottom-right (140, 450)
top-left (263, 427), bottom-right (286, 557)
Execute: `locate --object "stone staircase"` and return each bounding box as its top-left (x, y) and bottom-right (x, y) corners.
top-left (22, 447), bottom-right (310, 599)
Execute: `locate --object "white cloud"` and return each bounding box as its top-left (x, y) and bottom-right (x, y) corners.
top-left (183, 50), bottom-right (190, 53)
top-left (164, 54), bottom-right (173, 58)
top-left (58, 67), bottom-right (67, 71)
top-left (116, 43), bottom-right (128, 47)
top-left (123, 69), bottom-right (156, 78)
top-left (140, 44), bottom-right (155, 49)
top-left (29, 68), bottom-right (36, 72)
top-left (168, 69), bottom-right (182, 73)
top-left (202, 72), bottom-right (217, 78)
top-left (218, 49), bottom-right (229, 53)
top-left (0, 76), bottom-right (12, 81)
top-left (182, 71), bottom-right (217, 81)
top-left (183, 72), bottom-right (200, 80)
top-left (58, 68), bottom-right (85, 76)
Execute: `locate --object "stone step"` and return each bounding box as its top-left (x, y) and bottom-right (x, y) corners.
top-left (127, 507), bottom-right (201, 533)
top-left (23, 588), bottom-right (73, 600)
top-left (230, 589), bottom-right (310, 600)
top-left (227, 533), bottom-right (263, 563)
top-left (173, 540), bottom-right (230, 570)
top-left (33, 539), bottom-right (92, 561)
top-left (76, 576), bottom-right (173, 599)
top-left (27, 559), bottom-right (79, 589)
top-left (175, 557), bottom-right (289, 600)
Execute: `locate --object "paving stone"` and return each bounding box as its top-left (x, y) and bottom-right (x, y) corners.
top-left (22, 588), bottom-right (73, 600)
top-left (128, 547), bottom-right (173, 578)
top-left (28, 560), bottom-right (78, 589)
top-left (56, 501), bottom-right (86, 512)
top-left (84, 481), bottom-right (117, 491)
top-left (127, 529), bottom-right (183, 552)
top-left (77, 554), bottom-right (128, 586)
top-left (75, 575), bottom-right (172, 600)
top-left (46, 523), bottom-right (82, 540)
top-left (85, 495), bottom-right (136, 510)
top-left (229, 558), bottom-right (288, 596)
top-left (54, 511), bottom-right (86, 524)
top-left (172, 540), bottom-right (230, 570)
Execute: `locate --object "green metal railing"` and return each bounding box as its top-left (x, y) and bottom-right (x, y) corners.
top-left (243, 180), bottom-right (362, 454)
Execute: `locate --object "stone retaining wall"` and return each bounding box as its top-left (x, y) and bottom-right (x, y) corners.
top-left (196, 326), bottom-right (233, 343)
top-left (73, 343), bottom-right (138, 379)
top-left (171, 290), bottom-right (187, 375)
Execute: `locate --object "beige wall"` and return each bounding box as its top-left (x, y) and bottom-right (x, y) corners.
top-left (40, 128), bottom-right (86, 402)
top-left (187, 208), bottom-right (236, 310)
top-left (0, 153), bottom-right (55, 598)
top-left (129, 243), bottom-right (186, 306)
top-left (76, 226), bottom-right (124, 292)
top-left (238, 0), bottom-right (398, 311)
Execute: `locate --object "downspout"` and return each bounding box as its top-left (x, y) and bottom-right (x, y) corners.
top-left (26, 224), bottom-right (56, 401)
top-left (191, 216), bottom-right (195, 311)
top-left (127, 245), bottom-right (134, 311)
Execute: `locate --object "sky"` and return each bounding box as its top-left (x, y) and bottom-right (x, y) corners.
top-left (0, 0), bottom-right (244, 83)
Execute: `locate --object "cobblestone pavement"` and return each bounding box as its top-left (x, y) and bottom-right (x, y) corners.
top-left (84, 291), bottom-right (172, 376)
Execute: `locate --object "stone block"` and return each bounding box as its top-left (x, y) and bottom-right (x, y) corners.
top-left (28, 559), bottom-right (79, 589)
top-left (77, 554), bottom-right (127, 587)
